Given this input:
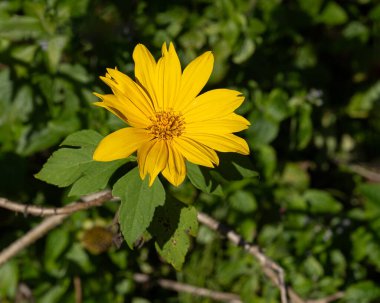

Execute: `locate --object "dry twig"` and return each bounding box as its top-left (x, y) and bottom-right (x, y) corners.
top-left (74, 276), bottom-right (82, 303)
top-left (0, 191), bottom-right (344, 303)
top-left (0, 191), bottom-right (113, 216)
top-left (197, 211), bottom-right (302, 303)
top-left (0, 192), bottom-right (112, 266)
top-left (348, 164), bottom-right (380, 183)
top-left (306, 291), bottom-right (345, 303)
top-left (0, 213), bottom-right (68, 266)
top-left (133, 273), bottom-right (241, 303)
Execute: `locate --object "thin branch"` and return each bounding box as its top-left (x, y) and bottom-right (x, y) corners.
top-left (133, 273), bottom-right (241, 303)
top-left (74, 276), bottom-right (82, 303)
top-left (0, 191), bottom-right (113, 217)
top-left (0, 192), bottom-right (112, 266)
top-left (348, 164), bottom-right (380, 183)
top-left (306, 291), bottom-right (345, 303)
top-left (0, 191), bottom-right (344, 303)
top-left (197, 211), bottom-right (302, 303)
top-left (0, 213), bottom-right (68, 266)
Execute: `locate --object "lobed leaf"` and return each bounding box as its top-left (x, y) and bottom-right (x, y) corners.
top-left (35, 130), bottom-right (127, 196)
top-left (186, 162), bottom-right (223, 196)
top-left (114, 167), bottom-right (166, 248)
top-left (149, 197), bottom-right (198, 270)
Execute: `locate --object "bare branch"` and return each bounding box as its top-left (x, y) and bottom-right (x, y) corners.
top-left (133, 273), bottom-right (241, 303)
top-left (348, 164), bottom-right (380, 183)
top-left (197, 211), bottom-right (303, 303)
top-left (0, 192), bottom-right (112, 266)
top-left (306, 291), bottom-right (345, 303)
top-left (0, 191), bottom-right (113, 217)
top-left (0, 213), bottom-right (68, 266)
top-left (0, 191), bottom-right (344, 303)
top-left (74, 276), bottom-right (82, 303)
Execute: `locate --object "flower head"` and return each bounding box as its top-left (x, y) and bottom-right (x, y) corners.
top-left (93, 42), bottom-right (250, 186)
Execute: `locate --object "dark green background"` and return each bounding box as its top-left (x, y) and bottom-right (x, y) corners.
top-left (1, 0), bottom-right (380, 302)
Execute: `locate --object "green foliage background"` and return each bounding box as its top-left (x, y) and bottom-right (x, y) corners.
top-left (1, 0), bottom-right (380, 302)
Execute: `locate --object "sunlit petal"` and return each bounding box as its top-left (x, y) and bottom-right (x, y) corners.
top-left (162, 143), bottom-right (186, 186)
top-left (93, 128), bottom-right (151, 161)
top-left (137, 140), bottom-right (168, 186)
top-left (105, 68), bottom-right (155, 116)
top-left (156, 42), bottom-right (182, 110)
top-left (183, 89), bottom-right (245, 123)
top-left (173, 137), bottom-right (219, 167)
top-left (133, 44), bottom-right (159, 109)
top-left (185, 113), bottom-right (250, 134)
top-left (176, 51), bottom-right (214, 112)
top-left (183, 133), bottom-right (249, 155)
top-left (93, 93), bottom-right (149, 128)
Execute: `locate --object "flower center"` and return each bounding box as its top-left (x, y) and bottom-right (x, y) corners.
top-left (148, 111), bottom-right (185, 140)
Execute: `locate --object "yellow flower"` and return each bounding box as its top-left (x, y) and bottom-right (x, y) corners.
top-left (93, 42), bottom-right (250, 186)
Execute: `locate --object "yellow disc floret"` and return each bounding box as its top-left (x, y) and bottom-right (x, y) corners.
top-left (148, 111), bottom-right (185, 140)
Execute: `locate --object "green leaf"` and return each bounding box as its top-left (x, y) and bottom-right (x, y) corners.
top-left (346, 81), bottom-right (380, 119)
top-left (17, 117), bottom-right (81, 156)
top-left (35, 130), bottom-right (102, 187)
top-left (303, 256), bottom-right (324, 279)
top-left (232, 38), bottom-right (255, 64)
top-left (265, 89), bottom-right (290, 122)
top-left (0, 16), bottom-right (43, 40)
top-left (358, 183), bottom-right (380, 219)
top-left (318, 2), bottom-right (348, 26)
top-left (345, 281), bottom-right (380, 303)
top-left (38, 279), bottom-right (70, 303)
top-left (229, 190), bottom-right (257, 213)
top-left (68, 160), bottom-right (126, 196)
top-left (44, 228), bottom-right (70, 276)
top-left (369, 4), bottom-right (380, 21)
top-left (358, 183), bottom-right (380, 205)
top-left (0, 260), bottom-right (18, 298)
top-left (114, 167), bottom-right (165, 248)
top-left (149, 197), bottom-right (198, 270)
top-left (35, 130), bottom-right (102, 186)
top-left (46, 35), bottom-right (68, 73)
top-left (11, 44), bottom-right (38, 63)
top-left (297, 104), bottom-right (313, 149)
top-left (35, 130), bottom-right (127, 196)
top-left (255, 144), bottom-right (277, 179)
top-left (65, 243), bottom-right (94, 273)
top-left (298, 0), bottom-right (323, 17)
top-left (343, 21), bottom-right (369, 43)
top-left (61, 129), bottom-right (103, 147)
top-left (303, 189), bottom-right (342, 214)
top-left (9, 85), bottom-right (33, 123)
top-left (247, 114), bottom-right (279, 145)
top-left (248, 18), bottom-right (266, 36)
top-left (280, 162), bottom-right (310, 190)
top-left (186, 162), bottom-right (223, 196)
top-left (217, 153), bottom-right (258, 180)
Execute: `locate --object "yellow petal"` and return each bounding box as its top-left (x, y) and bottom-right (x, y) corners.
top-left (183, 89), bottom-right (245, 123)
top-left (162, 143), bottom-right (186, 186)
top-left (176, 51), bottom-right (214, 112)
top-left (183, 133), bottom-right (249, 155)
top-left (93, 99), bottom-right (128, 124)
top-left (173, 137), bottom-right (219, 167)
top-left (185, 113), bottom-right (250, 134)
top-left (133, 44), bottom-right (159, 109)
top-left (105, 68), bottom-right (155, 116)
top-left (93, 128), bottom-right (151, 161)
top-left (156, 42), bottom-right (182, 110)
top-left (137, 140), bottom-right (168, 186)
top-left (93, 93), bottom-right (149, 128)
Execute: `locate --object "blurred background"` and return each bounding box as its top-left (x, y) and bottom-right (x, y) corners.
top-left (1, 0), bottom-right (380, 302)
